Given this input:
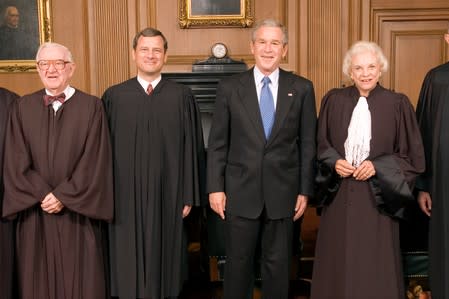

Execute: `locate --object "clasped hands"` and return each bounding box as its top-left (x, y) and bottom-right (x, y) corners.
top-left (335, 159), bottom-right (376, 181)
top-left (41, 192), bottom-right (64, 214)
top-left (40, 192), bottom-right (193, 217)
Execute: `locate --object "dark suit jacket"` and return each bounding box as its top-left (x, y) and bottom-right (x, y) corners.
top-left (207, 68), bottom-right (317, 219)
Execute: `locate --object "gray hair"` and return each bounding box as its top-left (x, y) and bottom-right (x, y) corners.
top-left (251, 19), bottom-right (288, 45)
top-left (35, 42), bottom-right (74, 62)
top-left (342, 41), bottom-right (388, 77)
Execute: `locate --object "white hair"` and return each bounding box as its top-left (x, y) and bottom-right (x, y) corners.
top-left (342, 41), bottom-right (388, 78)
top-left (35, 42), bottom-right (74, 62)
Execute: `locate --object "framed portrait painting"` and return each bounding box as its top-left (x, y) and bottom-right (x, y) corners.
top-left (179, 0), bottom-right (254, 28)
top-left (0, 0), bottom-right (52, 72)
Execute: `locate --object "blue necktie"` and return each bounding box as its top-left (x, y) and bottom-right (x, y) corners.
top-left (260, 76), bottom-right (275, 139)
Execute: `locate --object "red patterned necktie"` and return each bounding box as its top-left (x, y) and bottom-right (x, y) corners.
top-left (146, 84), bottom-right (153, 95)
top-left (43, 93), bottom-right (66, 106)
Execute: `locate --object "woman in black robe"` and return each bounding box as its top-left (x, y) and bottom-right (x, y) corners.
top-left (311, 41), bottom-right (425, 299)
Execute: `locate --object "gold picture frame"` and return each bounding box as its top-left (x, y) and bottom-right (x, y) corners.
top-left (179, 0), bottom-right (254, 28)
top-left (0, 0), bottom-right (52, 72)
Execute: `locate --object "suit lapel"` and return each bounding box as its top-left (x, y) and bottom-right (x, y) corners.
top-left (266, 70), bottom-right (295, 146)
top-left (237, 70), bottom-right (266, 142)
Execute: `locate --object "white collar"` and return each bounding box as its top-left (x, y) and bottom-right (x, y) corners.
top-left (137, 75), bottom-right (162, 92)
top-left (253, 67), bottom-right (279, 87)
top-left (45, 85), bottom-right (75, 101)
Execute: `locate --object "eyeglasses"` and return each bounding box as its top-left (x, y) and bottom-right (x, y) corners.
top-left (36, 60), bottom-right (71, 71)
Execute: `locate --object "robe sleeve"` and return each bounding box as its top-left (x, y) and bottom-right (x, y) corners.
top-left (51, 100), bottom-right (113, 221)
top-left (370, 95), bottom-right (425, 219)
top-left (415, 70), bottom-right (435, 192)
top-left (0, 90), bottom-right (19, 218)
top-left (102, 88), bottom-right (113, 125)
top-left (3, 99), bottom-right (53, 218)
top-left (312, 89), bottom-right (344, 207)
top-left (182, 89), bottom-right (206, 206)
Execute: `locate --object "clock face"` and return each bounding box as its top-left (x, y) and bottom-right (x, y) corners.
top-left (211, 43), bottom-right (227, 59)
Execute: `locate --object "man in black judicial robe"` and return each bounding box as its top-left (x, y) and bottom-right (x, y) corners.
top-left (416, 29), bottom-right (449, 299)
top-left (103, 28), bottom-right (205, 299)
top-left (0, 87), bottom-right (19, 299)
top-left (3, 43), bottom-right (113, 299)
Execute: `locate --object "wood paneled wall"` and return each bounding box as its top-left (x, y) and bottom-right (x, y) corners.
top-left (301, 0), bottom-right (344, 110)
top-left (373, 6), bottom-right (449, 105)
top-left (87, 0), bottom-right (130, 96)
top-left (1, 0), bottom-right (449, 107)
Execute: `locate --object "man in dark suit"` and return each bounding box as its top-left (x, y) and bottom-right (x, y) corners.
top-left (207, 19), bottom-right (317, 299)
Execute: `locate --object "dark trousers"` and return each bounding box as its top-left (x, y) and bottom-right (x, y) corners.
top-left (223, 212), bottom-right (293, 299)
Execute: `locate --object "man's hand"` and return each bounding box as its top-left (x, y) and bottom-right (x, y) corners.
top-left (41, 192), bottom-right (64, 214)
top-left (417, 191), bottom-right (432, 217)
top-left (335, 159), bottom-right (356, 178)
top-left (209, 192), bottom-right (226, 220)
top-left (182, 205), bottom-right (192, 218)
top-left (294, 194), bottom-right (308, 221)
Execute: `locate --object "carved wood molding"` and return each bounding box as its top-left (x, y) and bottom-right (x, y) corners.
top-left (373, 8), bottom-right (449, 97)
top-left (168, 54), bottom-right (254, 65)
top-left (372, 8), bottom-right (449, 42)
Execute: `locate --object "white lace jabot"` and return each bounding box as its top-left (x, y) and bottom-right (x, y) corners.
top-left (344, 96), bottom-right (371, 167)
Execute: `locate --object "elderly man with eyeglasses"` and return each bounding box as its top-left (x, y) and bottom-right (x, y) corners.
top-left (2, 42), bottom-right (113, 299)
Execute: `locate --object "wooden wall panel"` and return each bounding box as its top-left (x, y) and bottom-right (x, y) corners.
top-left (393, 35), bottom-right (443, 104)
top-left (52, 1), bottom-right (89, 92)
top-left (304, 0), bottom-right (344, 107)
top-left (87, 0), bottom-right (130, 96)
top-left (372, 0), bottom-right (449, 9)
top-left (375, 11), bottom-right (449, 106)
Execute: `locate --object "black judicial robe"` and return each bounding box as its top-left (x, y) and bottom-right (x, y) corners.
top-left (416, 61), bottom-right (449, 299)
top-left (311, 85), bottom-right (424, 299)
top-left (103, 78), bottom-right (205, 299)
top-left (0, 87), bottom-right (19, 299)
top-left (2, 90), bottom-right (113, 299)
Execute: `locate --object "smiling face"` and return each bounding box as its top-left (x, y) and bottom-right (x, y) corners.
top-left (350, 51), bottom-right (381, 97)
top-left (250, 25), bottom-right (288, 75)
top-left (36, 45), bottom-right (75, 95)
top-left (133, 35), bottom-right (167, 82)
